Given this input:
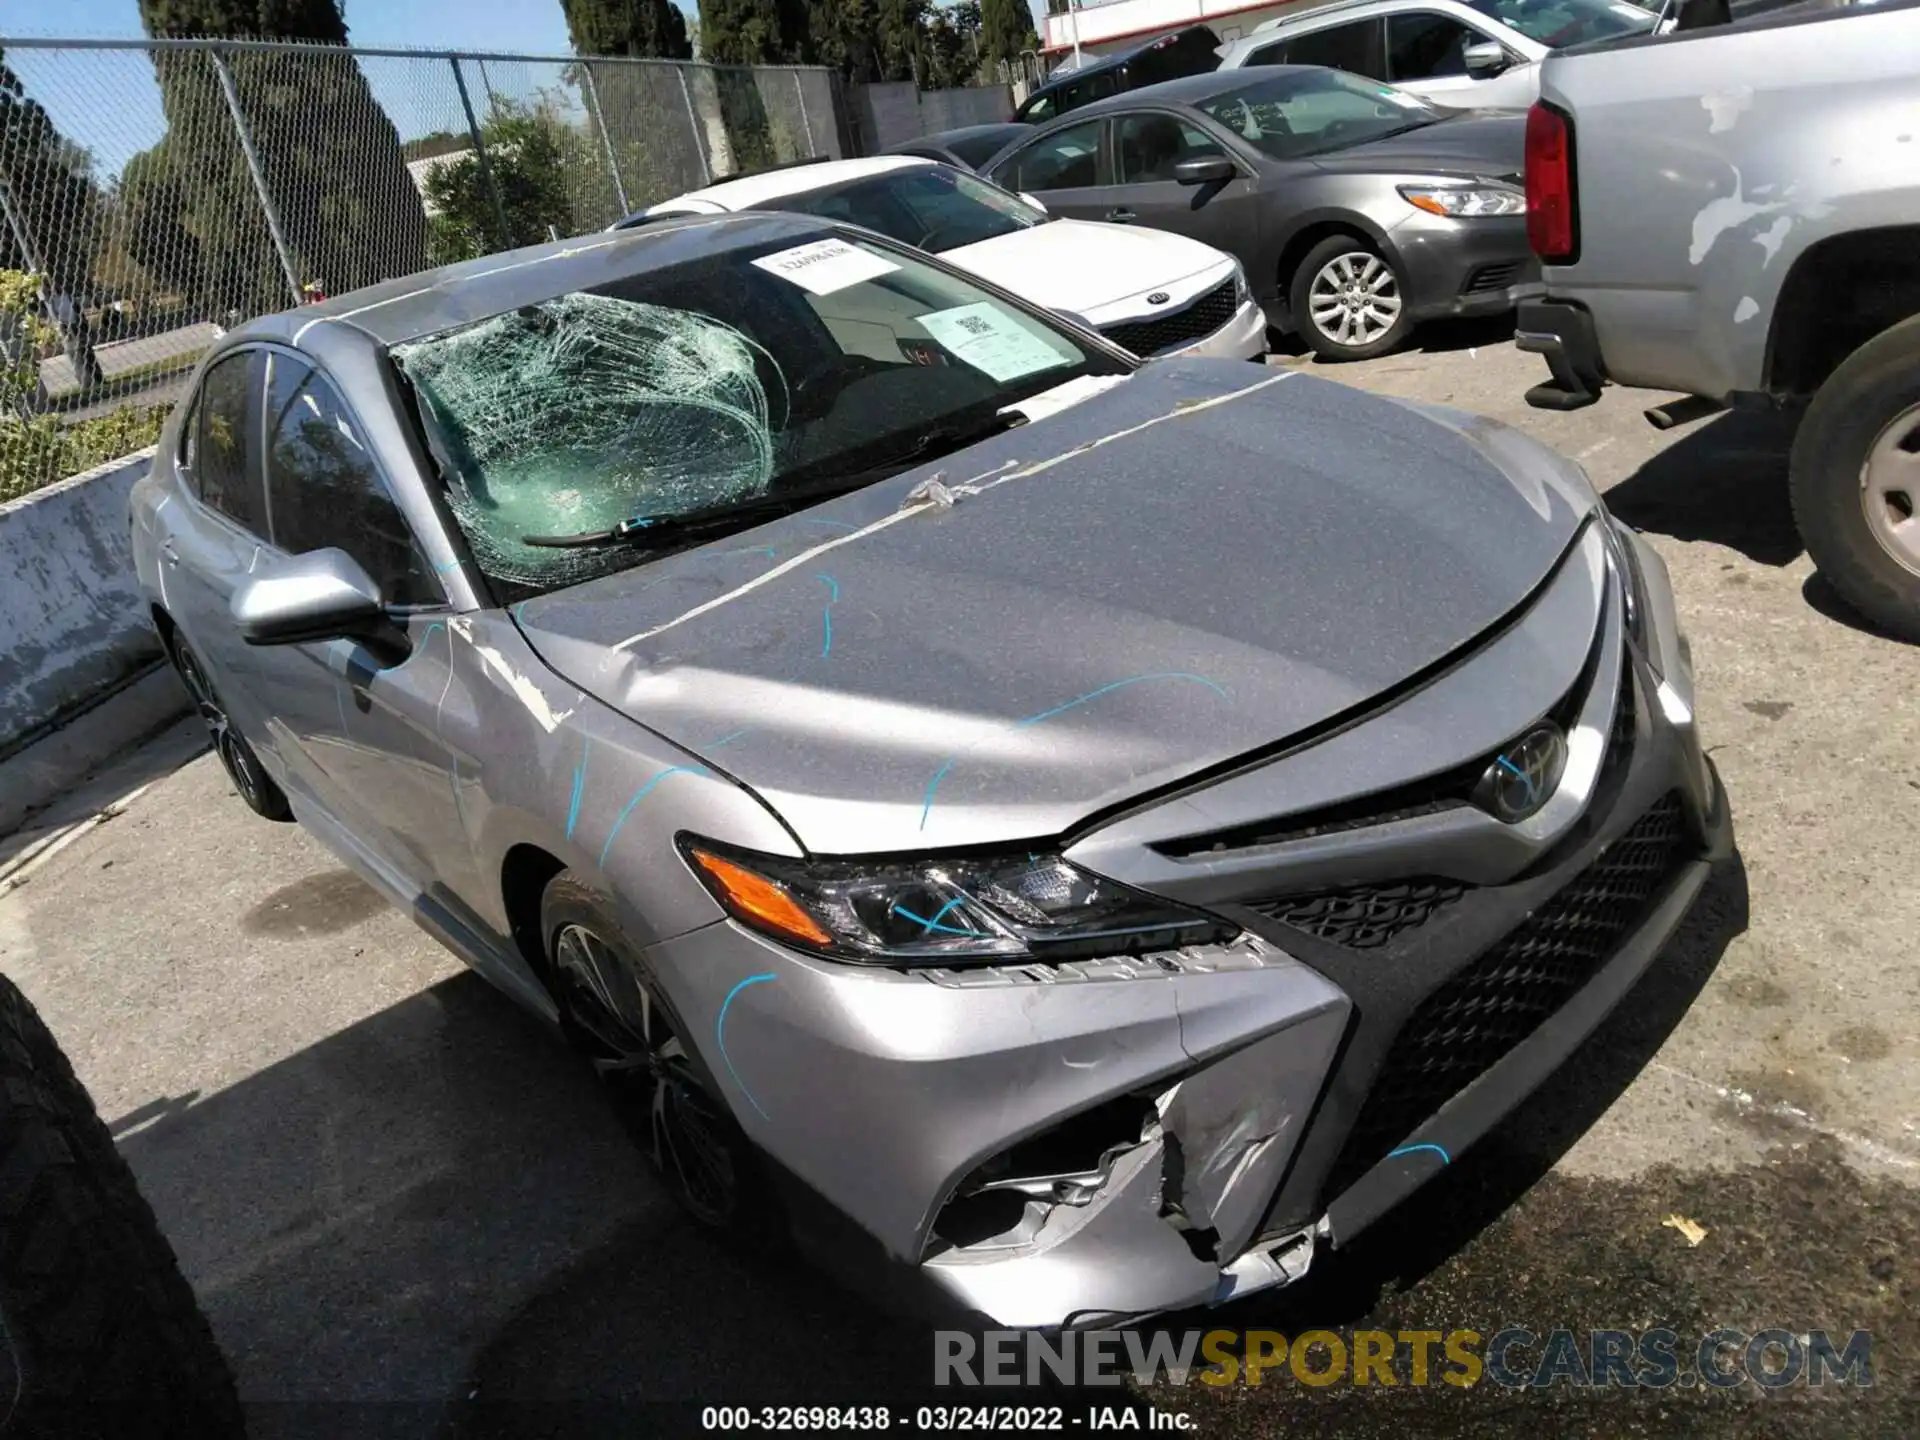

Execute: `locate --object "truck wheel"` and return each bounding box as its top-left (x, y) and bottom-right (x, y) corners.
top-left (1290, 235), bottom-right (1412, 362)
top-left (1790, 314), bottom-right (1920, 643)
top-left (0, 975), bottom-right (245, 1438)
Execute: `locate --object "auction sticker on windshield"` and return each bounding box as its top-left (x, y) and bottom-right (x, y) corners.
top-left (752, 239), bottom-right (899, 295)
top-left (916, 303), bottom-right (1072, 383)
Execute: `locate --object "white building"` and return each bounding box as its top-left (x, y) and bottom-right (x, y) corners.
top-left (1040, 0), bottom-right (1333, 66)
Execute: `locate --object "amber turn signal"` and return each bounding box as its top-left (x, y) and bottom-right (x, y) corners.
top-left (687, 846), bottom-right (833, 947)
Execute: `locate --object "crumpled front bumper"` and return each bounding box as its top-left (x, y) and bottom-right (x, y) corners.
top-left (1168, 297), bottom-right (1270, 363)
top-left (643, 521), bottom-right (1728, 1331)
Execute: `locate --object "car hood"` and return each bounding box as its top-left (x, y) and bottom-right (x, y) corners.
top-left (943, 219), bottom-right (1232, 325)
top-left (1310, 111), bottom-right (1527, 181)
top-left (513, 360), bottom-right (1591, 855)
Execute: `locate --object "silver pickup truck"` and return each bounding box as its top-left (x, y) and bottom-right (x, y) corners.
top-left (1514, 0), bottom-right (1920, 641)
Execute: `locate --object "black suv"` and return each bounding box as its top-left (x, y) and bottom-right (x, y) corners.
top-left (1014, 25), bottom-right (1221, 123)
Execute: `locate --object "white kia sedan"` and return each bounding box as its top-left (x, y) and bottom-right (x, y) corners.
top-left (614, 156), bottom-right (1268, 362)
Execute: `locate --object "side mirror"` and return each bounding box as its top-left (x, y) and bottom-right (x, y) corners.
top-left (1020, 192), bottom-right (1049, 214)
top-left (232, 548), bottom-right (387, 647)
top-left (1172, 155), bottom-right (1235, 186)
top-left (1464, 41), bottom-right (1511, 77)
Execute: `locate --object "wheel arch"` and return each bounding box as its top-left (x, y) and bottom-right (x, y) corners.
top-left (499, 842), bottom-right (569, 989)
top-left (1764, 226), bottom-right (1920, 401)
top-left (1275, 213), bottom-right (1399, 301)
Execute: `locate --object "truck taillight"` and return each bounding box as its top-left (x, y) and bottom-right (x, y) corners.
top-left (1525, 101), bottom-right (1577, 264)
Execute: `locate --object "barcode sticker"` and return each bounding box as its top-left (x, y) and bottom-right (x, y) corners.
top-left (916, 303), bottom-right (1071, 383)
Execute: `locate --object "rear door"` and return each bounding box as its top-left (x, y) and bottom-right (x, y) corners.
top-left (151, 348), bottom-right (296, 774)
top-left (1106, 108), bottom-right (1263, 266)
top-left (984, 117), bottom-right (1113, 221)
top-left (255, 349), bottom-right (476, 899)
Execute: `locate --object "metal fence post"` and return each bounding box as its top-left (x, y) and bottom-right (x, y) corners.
top-left (675, 65), bottom-right (711, 184)
top-left (450, 56), bottom-right (512, 252)
top-left (793, 71), bottom-right (816, 158)
top-left (581, 62), bottom-right (630, 216)
top-left (209, 49), bottom-right (304, 307)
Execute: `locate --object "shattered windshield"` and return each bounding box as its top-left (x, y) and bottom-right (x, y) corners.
top-left (392, 231), bottom-right (1123, 596)
top-left (772, 167), bottom-right (1049, 254)
top-left (1200, 70), bottom-right (1444, 160)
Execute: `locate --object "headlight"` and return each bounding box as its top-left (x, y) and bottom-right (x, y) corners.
top-left (680, 839), bottom-right (1239, 967)
top-left (1602, 514), bottom-right (1656, 665)
top-left (1231, 261), bottom-right (1251, 307)
top-left (1398, 183), bottom-right (1525, 218)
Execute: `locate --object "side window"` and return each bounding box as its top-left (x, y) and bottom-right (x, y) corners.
top-left (192, 351), bottom-right (268, 535)
top-left (1244, 39), bottom-right (1290, 67)
top-left (1281, 20), bottom-right (1386, 79)
top-left (1117, 113), bottom-right (1226, 184)
top-left (1385, 13), bottom-right (1478, 80)
top-left (262, 354), bottom-right (439, 606)
top-left (996, 119), bottom-right (1105, 192)
top-left (1020, 92), bottom-right (1058, 123)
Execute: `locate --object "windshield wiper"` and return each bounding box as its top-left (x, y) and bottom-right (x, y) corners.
top-left (522, 492), bottom-right (817, 549)
top-left (521, 411), bottom-right (1029, 549)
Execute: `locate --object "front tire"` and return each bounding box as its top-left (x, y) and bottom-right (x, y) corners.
top-left (539, 873), bottom-right (778, 1238)
top-left (0, 975), bottom-right (244, 1438)
top-left (169, 639), bottom-right (293, 821)
top-left (1289, 235), bottom-right (1412, 362)
top-left (1789, 314), bottom-right (1920, 643)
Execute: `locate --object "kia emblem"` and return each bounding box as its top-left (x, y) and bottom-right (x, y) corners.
top-left (1147, 291), bottom-right (1170, 305)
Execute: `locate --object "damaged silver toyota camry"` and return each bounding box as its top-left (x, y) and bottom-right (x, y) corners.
top-left (130, 212), bottom-right (1732, 1329)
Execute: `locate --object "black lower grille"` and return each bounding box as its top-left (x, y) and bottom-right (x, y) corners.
top-left (1463, 261), bottom-right (1521, 295)
top-left (1322, 791), bottom-right (1689, 1199)
top-left (1250, 879), bottom-right (1466, 950)
top-left (1099, 278), bottom-right (1238, 357)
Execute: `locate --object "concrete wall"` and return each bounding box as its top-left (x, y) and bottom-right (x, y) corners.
top-left (1, 447), bottom-right (163, 756)
top-left (849, 83), bottom-right (1016, 154)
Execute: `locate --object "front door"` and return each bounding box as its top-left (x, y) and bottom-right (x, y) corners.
top-left (1106, 109), bottom-right (1264, 273)
top-left (253, 348), bottom-right (479, 905)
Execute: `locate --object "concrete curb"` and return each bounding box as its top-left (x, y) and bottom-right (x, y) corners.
top-left (0, 662), bottom-right (192, 839)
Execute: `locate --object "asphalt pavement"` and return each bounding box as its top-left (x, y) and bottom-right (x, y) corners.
top-left (1, 325), bottom-right (1914, 1437)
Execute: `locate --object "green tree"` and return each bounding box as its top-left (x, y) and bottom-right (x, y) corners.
top-left (979, 0), bottom-right (1036, 68)
top-left (421, 96), bottom-right (609, 265)
top-left (137, 0), bottom-right (429, 314)
top-left (700, 0), bottom-right (813, 63)
top-left (0, 49), bottom-right (105, 387)
top-left (562, 0), bottom-right (693, 59)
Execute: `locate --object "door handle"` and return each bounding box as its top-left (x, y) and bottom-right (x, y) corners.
top-left (160, 540), bottom-right (180, 568)
top-left (1106, 208), bottom-right (1137, 223)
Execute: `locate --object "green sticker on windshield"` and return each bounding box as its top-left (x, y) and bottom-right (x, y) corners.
top-left (916, 303), bottom-right (1071, 384)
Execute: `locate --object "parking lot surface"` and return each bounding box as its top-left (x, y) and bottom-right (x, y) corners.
top-left (2, 329), bottom-right (1914, 1436)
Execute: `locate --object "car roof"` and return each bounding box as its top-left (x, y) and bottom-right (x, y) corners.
top-left (1065, 64), bottom-right (1320, 117)
top-left (237, 211), bottom-right (839, 350)
top-left (652, 155), bottom-right (934, 212)
top-left (885, 123), bottom-right (1028, 150)
top-left (1030, 22), bottom-right (1218, 92)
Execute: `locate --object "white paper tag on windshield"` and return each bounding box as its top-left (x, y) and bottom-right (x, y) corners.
top-left (1378, 87), bottom-right (1427, 109)
top-left (917, 303), bottom-right (1069, 383)
top-left (752, 239), bottom-right (898, 295)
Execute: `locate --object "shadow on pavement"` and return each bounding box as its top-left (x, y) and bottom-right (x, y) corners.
top-left (1603, 410), bottom-right (1804, 566)
top-left (119, 853), bottom-right (1917, 1440)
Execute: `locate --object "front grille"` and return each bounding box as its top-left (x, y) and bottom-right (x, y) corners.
top-left (1099, 278), bottom-right (1238, 357)
top-left (1321, 791), bottom-right (1689, 1200)
top-left (1462, 261), bottom-right (1521, 296)
top-left (1249, 879), bottom-right (1466, 950)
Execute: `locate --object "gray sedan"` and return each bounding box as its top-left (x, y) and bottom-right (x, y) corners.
top-left (982, 66), bottom-right (1540, 360)
top-left (130, 211), bottom-right (1728, 1328)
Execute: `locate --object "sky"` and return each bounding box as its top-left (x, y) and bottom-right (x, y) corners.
top-left (0, 0), bottom-right (1045, 177)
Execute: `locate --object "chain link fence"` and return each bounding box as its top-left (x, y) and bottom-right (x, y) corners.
top-left (0, 38), bottom-right (846, 502)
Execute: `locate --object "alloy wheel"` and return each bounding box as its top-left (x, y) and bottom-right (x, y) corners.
top-left (175, 646), bottom-right (264, 810)
top-left (1861, 401), bottom-right (1920, 577)
top-left (1308, 251), bottom-right (1403, 348)
top-left (550, 922), bottom-right (738, 1225)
